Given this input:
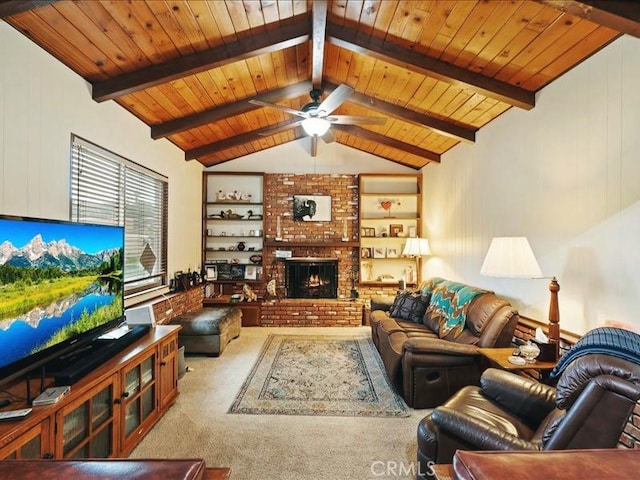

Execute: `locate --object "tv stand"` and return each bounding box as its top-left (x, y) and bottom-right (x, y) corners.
top-left (0, 325), bottom-right (180, 460)
top-left (48, 325), bottom-right (151, 386)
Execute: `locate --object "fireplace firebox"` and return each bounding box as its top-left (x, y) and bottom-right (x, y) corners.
top-left (285, 257), bottom-right (338, 299)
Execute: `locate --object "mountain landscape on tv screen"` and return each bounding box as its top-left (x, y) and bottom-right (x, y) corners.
top-left (0, 234), bottom-right (117, 271)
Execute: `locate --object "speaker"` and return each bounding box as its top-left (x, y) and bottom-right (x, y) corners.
top-left (125, 304), bottom-right (156, 326)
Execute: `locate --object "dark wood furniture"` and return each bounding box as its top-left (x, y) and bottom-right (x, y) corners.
top-left (479, 347), bottom-right (557, 371)
top-left (0, 326), bottom-right (180, 459)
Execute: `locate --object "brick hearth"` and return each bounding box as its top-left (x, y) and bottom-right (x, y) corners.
top-left (261, 299), bottom-right (363, 327)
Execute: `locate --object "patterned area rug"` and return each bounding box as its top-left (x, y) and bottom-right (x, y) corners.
top-left (229, 335), bottom-right (409, 417)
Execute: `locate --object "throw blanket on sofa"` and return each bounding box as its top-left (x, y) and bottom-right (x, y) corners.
top-left (550, 326), bottom-right (640, 380)
top-left (426, 280), bottom-right (488, 339)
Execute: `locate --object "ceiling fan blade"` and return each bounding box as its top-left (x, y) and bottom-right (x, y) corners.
top-left (317, 84), bottom-right (354, 115)
top-left (249, 99), bottom-right (308, 118)
top-left (257, 120), bottom-right (304, 136)
top-left (321, 129), bottom-right (335, 143)
top-left (328, 115), bottom-right (387, 125)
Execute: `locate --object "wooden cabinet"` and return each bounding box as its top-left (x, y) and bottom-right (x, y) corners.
top-left (0, 326), bottom-right (180, 461)
top-left (202, 172), bottom-right (265, 290)
top-left (0, 420), bottom-right (51, 459)
top-left (359, 174), bottom-right (422, 287)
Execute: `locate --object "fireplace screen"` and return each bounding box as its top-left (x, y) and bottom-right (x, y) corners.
top-left (285, 258), bottom-right (338, 299)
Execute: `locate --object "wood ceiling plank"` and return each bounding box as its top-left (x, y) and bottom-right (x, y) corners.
top-left (439, 0), bottom-right (499, 65)
top-left (522, 24), bottom-right (619, 90)
top-left (415, 0), bottom-right (459, 56)
top-left (276, 0), bottom-right (295, 21)
top-left (225, 0), bottom-right (252, 35)
top-left (257, 52), bottom-right (280, 90)
top-left (193, 70), bottom-right (226, 107)
top-left (329, 0), bottom-right (348, 26)
top-left (282, 44), bottom-right (302, 84)
top-left (270, 48), bottom-right (292, 87)
top-left (186, 0), bottom-right (225, 49)
top-left (506, 17), bottom-right (598, 87)
top-left (452, 0), bottom-right (522, 70)
top-left (386, 0), bottom-right (413, 45)
top-left (159, 1), bottom-right (209, 53)
top-left (108, 0), bottom-right (177, 64)
top-left (292, 0), bottom-right (309, 17)
top-left (427, 0), bottom-right (478, 58)
top-left (448, 92), bottom-right (486, 123)
top-left (439, 89), bottom-right (473, 118)
top-left (206, 0), bottom-right (238, 42)
top-left (34, 4), bottom-right (122, 77)
top-left (0, 0), bottom-right (59, 18)
top-left (92, 17), bottom-right (309, 101)
top-left (295, 42), bottom-right (311, 79)
top-left (355, 0), bottom-right (381, 36)
top-left (371, 0), bottom-right (399, 40)
top-left (405, 76), bottom-right (438, 112)
top-left (53, 2), bottom-right (135, 74)
top-left (74, 1), bottom-right (151, 70)
top-left (420, 81), bottom-right (455, 113)
top-left (538, 0), bottom-right (640, 38)
top-left (394, 70), bottom-right (426, 106)
top-left (245, 56), bottom-right (269, 93)
top-left (467, 101), bottom-right (511, 128)
top-left (8, 12), bottom-right (104, 79)
top-left (242, 0), bottom-right (269, 30)
top-left (334, 47), bottom-right (354, 84)
top-left (494, 12), bottom-right (586, 83)
top-left (467, 1), bottom-right (546, 75)
top-left (327, 21), bottom-right (535, 109)
top-left (260, 0), bottom-right (281, 27)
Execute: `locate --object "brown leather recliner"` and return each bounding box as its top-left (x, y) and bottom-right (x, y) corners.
top-left (417, 353), bottom-right (640, 475)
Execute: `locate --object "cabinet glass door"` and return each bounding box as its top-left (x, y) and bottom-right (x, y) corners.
top-left (122, 352), bottom-right (156, 442)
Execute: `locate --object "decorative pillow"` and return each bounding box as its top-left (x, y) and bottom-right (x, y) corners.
top-left (389, 291), bottom-right (431, 323)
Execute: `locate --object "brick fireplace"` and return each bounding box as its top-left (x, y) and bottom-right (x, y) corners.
top-left (285, 257), bottom-right (338, 299)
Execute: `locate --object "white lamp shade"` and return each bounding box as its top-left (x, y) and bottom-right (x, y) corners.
top-left (301, 117), bottom-right (331, 136)
top-left (402, 237), bottom-right (431, 257)
top-left (480, 237), bottom-right (543, 278)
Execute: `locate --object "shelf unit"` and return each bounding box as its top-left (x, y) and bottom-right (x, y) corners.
top-left (202, 173), bottom-right (265, 288)
top-left (358, 174), bottom-right (422, 287)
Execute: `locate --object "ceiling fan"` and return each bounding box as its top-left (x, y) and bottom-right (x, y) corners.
top-left (249, 84), bottom-right (387, 144)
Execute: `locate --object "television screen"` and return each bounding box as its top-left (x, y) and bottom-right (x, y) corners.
top-left (0, 215), bottom-right (125, 384)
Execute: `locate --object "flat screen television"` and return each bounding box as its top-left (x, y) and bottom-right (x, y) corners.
top-left (0, 215), bottom-right (125, 386)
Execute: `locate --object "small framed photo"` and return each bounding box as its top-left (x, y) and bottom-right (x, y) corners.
top-left (244, 265), bottom-right (257, 280)
top-left (361, 247), bottom-right (372, 259)
top-left (361, 227), bottom-right (376, 237)
top-left (389, 224), bottom-right (403, 237)
top-left (373, 247), bottom-right (386, 258)
top-left (408, 226), bottom-right (417, 238)
top-left (205, 266), bottom-right (217, 281)
top-left (386, 248), bottom-right (399, 258)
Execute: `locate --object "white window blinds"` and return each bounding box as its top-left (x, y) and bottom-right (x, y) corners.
top-left (71, 136), bottom-right (168, 295)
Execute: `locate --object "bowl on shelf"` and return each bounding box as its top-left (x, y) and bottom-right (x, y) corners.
top-left (250, 254), bottom-right (263, 264)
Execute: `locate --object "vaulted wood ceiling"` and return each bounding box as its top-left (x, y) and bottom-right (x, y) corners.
top-left (1, 1), bottom-right (638, 170)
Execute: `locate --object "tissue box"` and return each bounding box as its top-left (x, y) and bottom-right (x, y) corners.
top-left (533, 339), bottom-right (558, 362)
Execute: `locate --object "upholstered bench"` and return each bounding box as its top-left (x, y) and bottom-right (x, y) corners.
top-left (170, 307), bottom-right (242, 356)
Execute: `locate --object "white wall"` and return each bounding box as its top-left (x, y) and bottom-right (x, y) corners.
top-left (0, 23), bottom-right (203, 287)
top-left (423, 35), bottom-right (640, 335)
top-left (205, 137), bottom-right (417, 174)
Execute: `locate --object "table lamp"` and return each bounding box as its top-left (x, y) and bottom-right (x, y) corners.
top-left (402, 237), bottom-right (431, 285)
top-left (480, 237), bottom-right (560, 357)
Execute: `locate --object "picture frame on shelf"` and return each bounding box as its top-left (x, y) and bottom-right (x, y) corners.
top-left (389, 224), bottom-right (403, 237)
top-left (408, 226), bottom-right (417, 238)
top-left (205, 266), bottom-right (218, 281)
top-left (361, 247), bottom-right (372, 259)
top-left (293, 195), bottom-right (331, 221)
top-left (244, 265), bottom-right (257, 280)
top-left (361, 227), bottom-right (376, 237)
top-left (230, 265), bottom-right (245, 280)
top-left (373, 247), bottom-right (386, 258)
top-left (386, 248), bottom-right (399, 258)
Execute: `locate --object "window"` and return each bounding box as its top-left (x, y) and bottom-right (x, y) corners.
top-left (70, 135), bottom-right (168, 296)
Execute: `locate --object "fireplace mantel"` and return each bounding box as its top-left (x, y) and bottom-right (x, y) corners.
top-left (265, 241), bottom-right (359, 248)
top-left (285, 257), bottom-right (339, 262)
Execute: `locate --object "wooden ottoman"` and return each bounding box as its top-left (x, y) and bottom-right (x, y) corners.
top-left (170, 307), bottom-right (242, 356)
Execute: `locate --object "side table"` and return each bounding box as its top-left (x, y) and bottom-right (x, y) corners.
top-left (479, 347), bottom-right (557, 371)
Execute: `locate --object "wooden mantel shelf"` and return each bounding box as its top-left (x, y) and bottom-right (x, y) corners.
top-left (264, 240), bottom-right (359, 248)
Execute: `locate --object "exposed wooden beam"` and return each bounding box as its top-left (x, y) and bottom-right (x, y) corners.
top-left (332, 125), bottom-right (441, 163)
top-left (185, 121), bottom-right (302, 160)
top-left (0, 0), bottom-right (58, 18)
top-left (322, 82), bottom-right (476, 143)
top-left (92, 15), bottom-right (311, 102)
top-left (538, 1), bottom-right (640, 38)
top-left (151, 81), bottom-right (312, 139)
top-left (326, 22), bottom-right (535, 110)
top-left (311, 1), bottom-right (328, 90)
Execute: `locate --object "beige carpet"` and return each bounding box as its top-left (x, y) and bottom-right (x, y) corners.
top-left (130, 326), bottom-right (430, 480)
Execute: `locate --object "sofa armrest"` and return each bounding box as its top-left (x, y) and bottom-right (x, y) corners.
top-left (404, 337), bottom-right (481, 357)
top-left (480, 368), bottom-right (557, 426)
top-left (432, 406), bottom-right (542, 451)
top-left (370, 295), bottom-right (395, 312)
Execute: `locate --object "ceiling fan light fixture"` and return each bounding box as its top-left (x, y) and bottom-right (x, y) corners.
top-left (301, 117), bottom-right (331, 136)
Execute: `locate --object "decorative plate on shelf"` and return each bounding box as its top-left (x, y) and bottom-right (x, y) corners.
top-left (250, 254), bottom-right (263, 264)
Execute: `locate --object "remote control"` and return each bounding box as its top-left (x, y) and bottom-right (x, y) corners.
top-left (0, 408), bottom-right (32, 421)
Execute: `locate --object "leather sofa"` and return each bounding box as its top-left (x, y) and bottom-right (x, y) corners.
top-left (417, 353), bottom-right (640, 471)
top-left (370, 278), bottom-right (519, 409)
